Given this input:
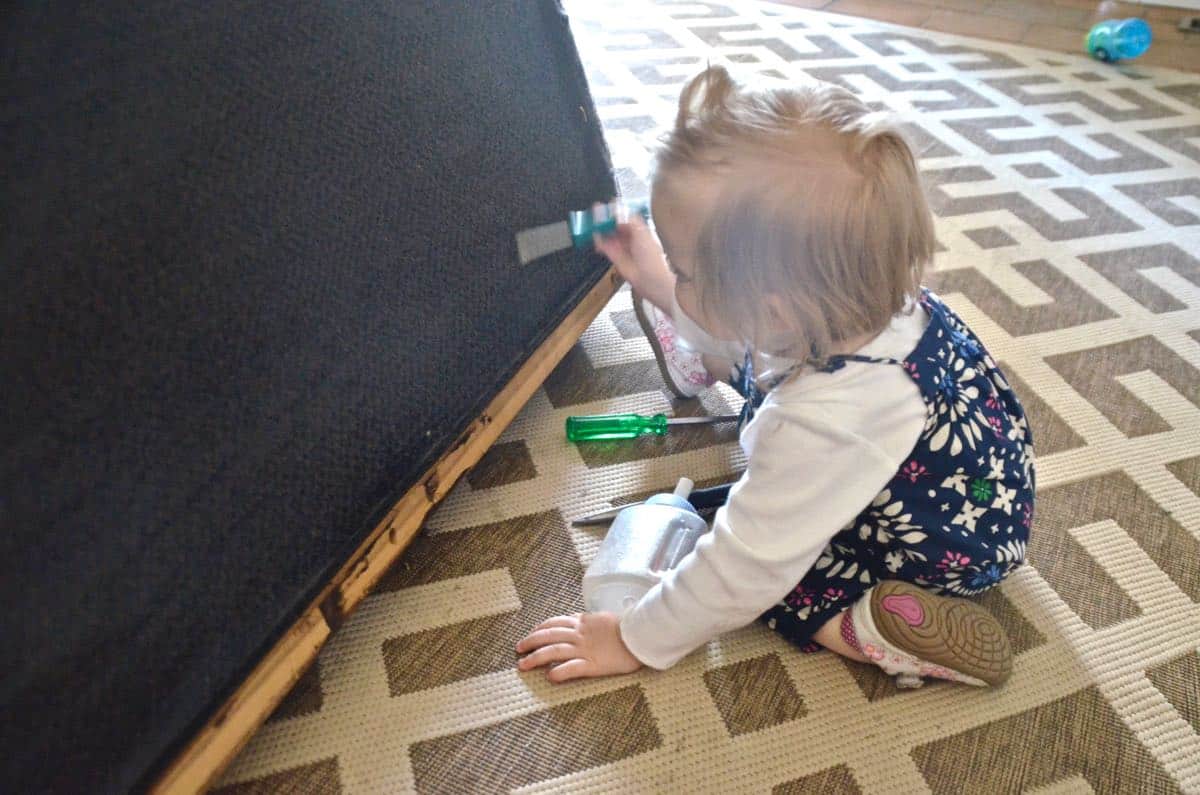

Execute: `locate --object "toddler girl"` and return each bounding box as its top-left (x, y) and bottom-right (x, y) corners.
top-left (517, 66), bottom-right (1034, 689)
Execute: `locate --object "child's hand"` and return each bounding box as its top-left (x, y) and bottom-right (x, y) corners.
top-left (593, 216), bottom-right (675, 313)
top-left (516, 612), bottom-right (643, 683)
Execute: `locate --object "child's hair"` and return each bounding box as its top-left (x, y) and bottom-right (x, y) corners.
top-left (655, 66), bottom-right (935, 359)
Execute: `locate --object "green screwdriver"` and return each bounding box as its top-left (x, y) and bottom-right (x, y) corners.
top-left (565, 412), bottom-right (740, 442)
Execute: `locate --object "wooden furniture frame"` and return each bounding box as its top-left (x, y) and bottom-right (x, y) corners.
top-left (151, 269), bottom-right (621, 793)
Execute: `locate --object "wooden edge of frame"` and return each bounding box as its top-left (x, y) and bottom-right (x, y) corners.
top-left (151, 269), bottom-right (622, 794)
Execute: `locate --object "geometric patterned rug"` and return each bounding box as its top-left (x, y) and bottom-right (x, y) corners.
top-left (216, 1), bottom-right (1200, 791)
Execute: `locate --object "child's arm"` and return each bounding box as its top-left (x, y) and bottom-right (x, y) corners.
top-left (593, 216), bottom-right (675, 314)
top-left (517, 405), bottom-right (915, 681)
top-left (619, 406), bottom-right (912, 670)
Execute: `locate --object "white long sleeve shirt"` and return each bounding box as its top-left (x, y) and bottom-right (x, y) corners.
top-left (619, 306), bottom-right (931, 669)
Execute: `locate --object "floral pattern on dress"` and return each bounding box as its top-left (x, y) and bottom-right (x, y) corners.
top-left (759, 290), bottom-right (1035, 649)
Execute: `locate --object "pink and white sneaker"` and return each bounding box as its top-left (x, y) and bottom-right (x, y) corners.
top-left (843, 580), bottom-right (1013, 688)
top-left (633, 292), bottom-right (716, 400)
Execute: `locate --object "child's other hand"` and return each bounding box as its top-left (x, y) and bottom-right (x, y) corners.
top-left (593, 216), bottom-right (675, 312)
top-left (516, 612), bottom-right (643, 683)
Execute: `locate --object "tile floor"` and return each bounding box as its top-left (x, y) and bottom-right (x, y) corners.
top-left (778, 0), bottom-right (1200, 71)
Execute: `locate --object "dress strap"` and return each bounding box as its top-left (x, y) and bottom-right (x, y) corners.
top-left (733, 351), bottom-right (803, 429)
top-left (735, 351), bottom-right (909, 427)
top-left (814, 353), bottom-right (904, 373)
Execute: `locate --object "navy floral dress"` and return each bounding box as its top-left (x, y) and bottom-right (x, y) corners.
top-left (734, 290), bottom-right (1035, 650)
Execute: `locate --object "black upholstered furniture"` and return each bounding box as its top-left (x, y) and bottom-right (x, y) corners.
top-left (2, 2), bottom-right (614, 790)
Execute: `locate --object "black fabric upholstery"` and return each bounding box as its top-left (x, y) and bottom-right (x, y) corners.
top-left (1, 2), bottom-right (614, 790)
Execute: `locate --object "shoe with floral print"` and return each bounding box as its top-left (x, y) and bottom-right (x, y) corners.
top-left (633, 292), bottom-right (716, 399)
top-left (845, 580), bottom-right (1012, 688)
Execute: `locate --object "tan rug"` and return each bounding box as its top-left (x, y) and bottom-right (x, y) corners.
top-left (217, 1), bottom-right (1200, 792)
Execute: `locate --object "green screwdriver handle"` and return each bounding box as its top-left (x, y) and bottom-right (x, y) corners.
top-left (566, 413), bottom-right (668, 442)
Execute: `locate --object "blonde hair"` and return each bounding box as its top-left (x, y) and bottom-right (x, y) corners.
top-left (655, 65), bottom-right (935, 360)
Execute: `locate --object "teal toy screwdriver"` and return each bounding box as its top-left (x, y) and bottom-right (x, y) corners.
top-left (566, 412), bottom-right (739, 442)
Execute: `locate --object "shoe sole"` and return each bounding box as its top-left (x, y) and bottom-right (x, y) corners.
top-left (632, 293), bottom-right (695, 400)
top-left (869, 580), bottom-right (1013, 687)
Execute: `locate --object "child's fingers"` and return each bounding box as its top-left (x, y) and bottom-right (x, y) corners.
top-left (594, 214), bottom-right (646, 254)
top-left (517, 643), bottom-right (576, 671)
top-left (620, 215), bottom-right (651, 242)
top-left (624, 214), bottom-right (649, 235)
top-left (546, 659), bottom-right (593, 684)
top-left (515, 627), bottom-right (577, 654)
top-left (530, 615), bottom-right (578, 633)
top-left (592, 231), bottom-right (629, 265)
